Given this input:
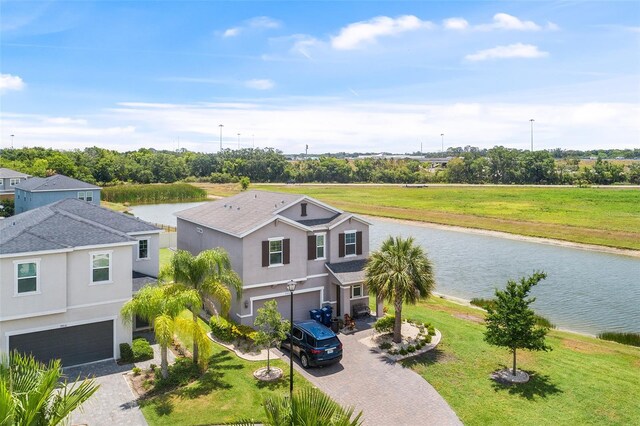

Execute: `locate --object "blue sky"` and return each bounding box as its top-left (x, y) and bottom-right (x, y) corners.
top-left (1, 0), bottom-right (639, 153)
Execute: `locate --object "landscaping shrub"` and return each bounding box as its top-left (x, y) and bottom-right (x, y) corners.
top-left (132, 337), bottom-right (154, 361)
top-left (210, 316), bottom-right (257, 343)
top-left (399, 348), bottom-right (408, 356)
top-left (120, 343), bottom-right (134, 363)
top-left (379, 342), bottom-right (392, 350)
top-left (154, 357), bottom-right (200, 390)
top-left (388, 349), bottom-right (399, 355)
top-left (132, 367), bottom-right (141, 376)
top-left (427, 325), bottom-right (435, 336)
top-left (407, 345), bottom-right (416, 353)
top-left (374, 315), bottom-right (395, 333)
top-left (597, 332), bottom-right (640, 347)
top-left (422, 335), bottom-right (432, 344)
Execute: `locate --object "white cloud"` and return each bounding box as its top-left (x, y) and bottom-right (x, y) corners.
top-left (0, 74), bottom-right (25, 92)
top-left (331, 15), bottom-right (433, 50)
top-left (244, 79), bottom-right (275, 90)
top-left (44, 117), bottom-right (88, 125)
top-left (465, 43), bottom-right (549, 61)
top-left (290, 35), bottom-right (322, 59)
top-left (546, 21), bottom-right (560, 31)
top-left (222, 16), bottom-right (280, 38)
top-left (443, 17), bottom-right (469, 30)
top-left (475, 13), bottom-right (542, 31)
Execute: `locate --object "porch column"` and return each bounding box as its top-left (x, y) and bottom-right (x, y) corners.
top-left (376, 294), bottom-right (384, 318)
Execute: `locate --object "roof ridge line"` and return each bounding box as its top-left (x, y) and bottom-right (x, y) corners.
top-left (55, 208), bottom-right (135, 240)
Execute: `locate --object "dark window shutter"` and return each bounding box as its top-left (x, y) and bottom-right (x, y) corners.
top-left (356, 231), bottom-right (363, 255)
top-left (262, 241), bottom-right (269, 267)
top-left (301, 203), bottom-right (307, 217)
top-left (308, 235), bottom-right (316, 260)
top-left (338, 233), bottom-right (345, 258)
top-left (283, 238), bottom-right (290, 264)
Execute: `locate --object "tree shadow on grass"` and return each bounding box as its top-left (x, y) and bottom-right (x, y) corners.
top-left (139, 394), bottom-right (174, 417)
top-left (490, 369), bottom-right (562, 400)
top-left (176, 352), bottom-right (244, 399)
top-left (402, 348), bottom-right (456, 369)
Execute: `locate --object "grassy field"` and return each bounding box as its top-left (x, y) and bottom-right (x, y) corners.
top-left (194, 184), bottom-right (640, 250)
top-left (380, 296), bottom-right (640, 425)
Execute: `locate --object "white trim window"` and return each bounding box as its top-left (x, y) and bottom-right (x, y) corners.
top-left (77, 191), bottom-right (86, 201)
top-left (351, 284), bottom-right (363, 299)
top-left (269, 238), bottom-right (283, 266)
top-left (15, 260), bottom-right (40, 295)
top-left (316, 233), bottom-right (325, 259)
top-left (345, 231), bottom-right (357, 256)
top-left (90, 251), bottom-right (112, 284)
top-left (9, 178), bottom-right (20, 187)
top-left (85, 191), bottom-right (93, 202)
top-left (137, 239), bottom-right (149, 260)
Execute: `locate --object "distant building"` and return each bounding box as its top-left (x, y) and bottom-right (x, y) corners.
top-left (0, 168), bottom-right (30, 199)
top-left (14, 174), bottom-right (101, 214)
top-left (0, 198), bottom-right (160, 367)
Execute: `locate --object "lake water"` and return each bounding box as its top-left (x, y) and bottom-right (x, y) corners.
top-left (131, 201), bottom-right (640, 335)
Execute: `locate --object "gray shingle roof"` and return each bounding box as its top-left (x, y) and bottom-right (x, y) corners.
top-left (0, 198), bottom-right (159, 255)
top-left (325, 259), bottom-right (368, 284)
top-left (15, 174), bottom-right (100, 192)
top-left (0, 168), bottom-right (29, 179)
top-left (175, 190), bottom-right (304, 237)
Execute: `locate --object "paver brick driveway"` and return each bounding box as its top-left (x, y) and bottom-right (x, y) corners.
top-left (280, 320), bottom-right (462, 426)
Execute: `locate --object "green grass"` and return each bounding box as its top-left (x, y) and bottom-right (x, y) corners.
top-left (159, 248), bottom-right (172, 271)
top-left (103, 183), bottom-right (207, 204)
top-left (233, 184), bottom-right (640, 250)
top-left (140, 311), bottom-right (316, 425)
top-left (380, 296), bottom-right (640, 425)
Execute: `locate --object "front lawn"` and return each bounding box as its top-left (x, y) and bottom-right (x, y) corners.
top-left (139, 311), bottom-right (317, 425)
top-left (382, 297), bottom-right (640, 425)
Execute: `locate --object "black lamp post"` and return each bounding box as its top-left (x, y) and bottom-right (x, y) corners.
top-left (287, 279), bottom-right (297, 398)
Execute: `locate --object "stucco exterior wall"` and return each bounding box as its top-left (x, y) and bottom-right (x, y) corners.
top-left (328, 219), bottom-right (370, 264)
top-left (132, 233), bottom-right (160, 277)
top-left (14, 189), bottom-right (101, 213)
top-left (278, 200), bottom-right (337, 222)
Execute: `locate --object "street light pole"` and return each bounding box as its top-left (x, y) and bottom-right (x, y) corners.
top-left (286, 280), bottom-right (297, 398)
top-left (441, 133), bottom-right (444, 154)
top-left (530, 119), bottom-right (535, 152)
top-left (10, 134), bottom-right (14, 149)
top-left (218, 124), bottom-right (224, 151)
top-left (237, 133), bottom-right (241, 149)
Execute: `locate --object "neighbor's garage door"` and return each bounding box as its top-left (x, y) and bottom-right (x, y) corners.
top-left (254, 291), bottom-right (322, 322)
top-left (9, 320), bottom-right (114, 367)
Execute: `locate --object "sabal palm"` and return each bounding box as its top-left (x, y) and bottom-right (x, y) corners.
top-left (160, 249), bottom-right (242, 365)
top-left (121, 284), bottom-right (205, 378)
top-left (365, 236), bottom-right (435, 343)
top-left (0, 351), bottom-right (98, 426)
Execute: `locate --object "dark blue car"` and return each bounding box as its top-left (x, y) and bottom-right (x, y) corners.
top-left (282, 320), bottom-right (343, 368)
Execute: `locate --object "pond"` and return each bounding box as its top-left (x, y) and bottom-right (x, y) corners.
top-left (131, 201), bottom-right (640, 335)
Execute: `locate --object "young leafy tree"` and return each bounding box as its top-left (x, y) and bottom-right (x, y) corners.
top-left (365, 236), bottom-right (435, 343)
top-left (484, 272), bottom-right (552, 376)
top-left (253, 300), bottom-right (290, 373)
top-left (0, 351), bottom-right (99, 426)
top-left (121, 284), bottom-right (205, 377)
top-left (160, 248), bottom-right (242, 366)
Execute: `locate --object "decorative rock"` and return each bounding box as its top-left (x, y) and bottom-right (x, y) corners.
top-left (491, 369), bottom-right (530, 384)
top-left (253, 366), bottom-right (283, 382)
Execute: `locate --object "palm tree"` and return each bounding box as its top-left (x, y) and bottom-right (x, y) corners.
top-left (160, 249), bottom-right (242, 366)
top-left (121, 284), bottom-right (204, 378)
top-left (0, 351), bottom-right (98, 426)
top-left (365, 236), bottom-right (435, 343)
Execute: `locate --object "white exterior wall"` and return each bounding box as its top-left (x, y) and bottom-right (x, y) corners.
top-left (132, 232), bottom-right (160, 277)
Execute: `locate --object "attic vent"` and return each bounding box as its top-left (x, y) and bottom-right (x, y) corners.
top-left (254, 194), bottom-right (257, 198)
top-left (281, 200), bottom-right (285, 204)
top-left (275, 204), bottom-right (278, 208)
top-left (196, 227), bottom-right (203, 234)
top-left (224, 204), bottom-right (227, 207)
top-left (237, 207), bottom-right (240, 210)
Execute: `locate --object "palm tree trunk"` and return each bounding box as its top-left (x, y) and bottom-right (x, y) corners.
top-left (512, 347), bottom-right (517, 376)
top-left (192, 311), bottom-right (199, 365)
top-left (393, 300), bottom-right (403, 344)
top-left (161, 345), bottom-right (169, 379)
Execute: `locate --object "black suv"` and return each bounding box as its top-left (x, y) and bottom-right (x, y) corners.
top-left (282, 320), bottom-right (343, 368)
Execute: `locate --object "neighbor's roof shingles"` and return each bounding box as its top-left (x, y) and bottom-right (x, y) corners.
top-left (15, 174), bottom-right (100, 192)
top-left (0, 168), bottom-right (30, 179)
top-left (0, 198), bottom-right (159, 255)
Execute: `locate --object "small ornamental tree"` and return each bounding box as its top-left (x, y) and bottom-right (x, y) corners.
top-left (484, 272), bottom-right (552, 376)
top-left (253, 300), bottom-right (290, 372)
top-left (240, 176), bottom-right (250, 191)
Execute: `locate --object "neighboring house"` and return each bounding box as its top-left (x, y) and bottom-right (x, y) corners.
top-left (0, 167), bottom-right (30, 199)
top-left (176, 190), bottom-right (381, 326)
top-left (0, 198), bottom-right (160, 367)
top-left (14, 174), bottom-right (101, 214)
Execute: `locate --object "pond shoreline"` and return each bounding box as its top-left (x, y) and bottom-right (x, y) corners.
top-left (364, 215), bottom-right (640, 259)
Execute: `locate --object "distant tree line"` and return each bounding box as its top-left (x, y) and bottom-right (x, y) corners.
top-left (0, 146), bottom-right (638, 186)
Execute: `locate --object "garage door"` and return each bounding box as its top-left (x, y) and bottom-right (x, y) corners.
top-left (254, 291), bottom-right (322, 322)
top-left (9, 320), bottom-right (114, 367)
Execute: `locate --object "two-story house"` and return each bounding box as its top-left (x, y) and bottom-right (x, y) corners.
top-left (0, 167), bottom-right (30, 199)
top-left (14, 174), bottom-right (101, 214)
top-left (175, 190), bottom-right (381, 326)
top-left (0, 198), bottom-right (160, 366)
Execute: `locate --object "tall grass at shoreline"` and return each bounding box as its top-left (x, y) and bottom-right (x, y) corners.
top-left (102, 183), bottom-right (207, 204)
top-left (597, 332), bottom-right (640, 347)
